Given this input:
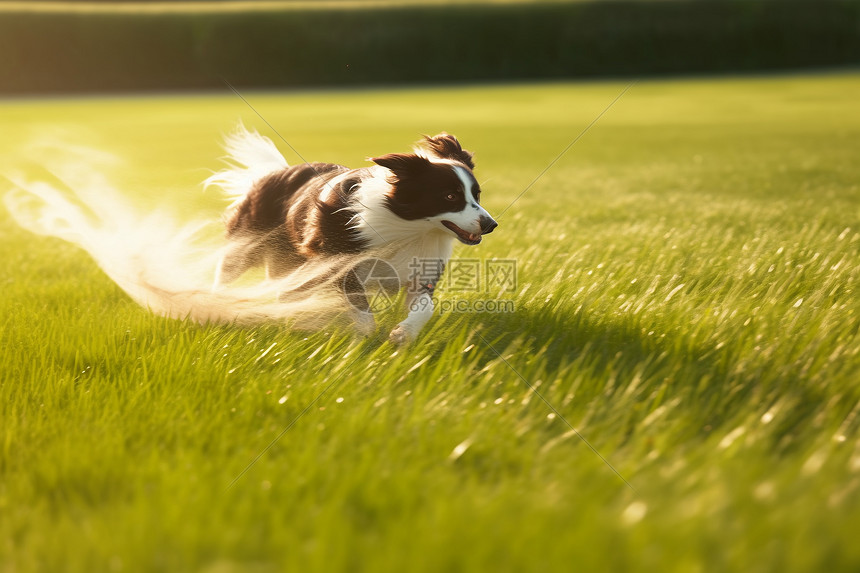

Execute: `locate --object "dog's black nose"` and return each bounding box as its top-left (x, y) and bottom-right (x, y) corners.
top-left (480, 217), bottom-right (498, 235)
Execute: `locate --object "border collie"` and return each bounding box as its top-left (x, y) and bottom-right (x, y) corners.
top-left (207, 127), bottom-right (497, 344)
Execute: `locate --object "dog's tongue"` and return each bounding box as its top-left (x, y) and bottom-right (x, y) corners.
top-left (442, 220), bottom-right (482, 244)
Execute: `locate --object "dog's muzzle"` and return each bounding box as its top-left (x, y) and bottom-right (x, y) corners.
top-left (480, 216), bottom-right (498, 235)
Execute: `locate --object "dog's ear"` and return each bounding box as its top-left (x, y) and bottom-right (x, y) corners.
top-left (371, 153), bottom-right (434, 181)
top-left (420, 133), bottom-right (475, 170)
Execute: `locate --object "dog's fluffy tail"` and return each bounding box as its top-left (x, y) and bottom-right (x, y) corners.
top-left (3, 137), bottom-right (361, 330)
top-left (204, 123), bottom-right (289, 208)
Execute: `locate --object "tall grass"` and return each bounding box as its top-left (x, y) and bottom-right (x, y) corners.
top-left (2, 73), bottom-right (860, 572)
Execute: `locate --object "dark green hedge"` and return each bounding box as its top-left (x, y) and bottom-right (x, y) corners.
top-left (1, 1), bottom-right (859, 94)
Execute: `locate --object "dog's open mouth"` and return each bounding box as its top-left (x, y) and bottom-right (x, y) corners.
top-left (441, 220), bottom-right (482, 245)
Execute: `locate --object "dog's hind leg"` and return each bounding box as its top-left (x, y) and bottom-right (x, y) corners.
top-left (212, 239), bottom-right (263, 291)
top-left (342, 266), bottom-right (376, 336)
top-left (264, 239), bottom-right (305, 281)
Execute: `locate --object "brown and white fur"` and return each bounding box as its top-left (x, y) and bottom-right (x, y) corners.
top-left (205, 126), bottom-right (497, 344)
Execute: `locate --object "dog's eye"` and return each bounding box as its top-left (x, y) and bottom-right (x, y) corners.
top-left (445, 192), bottom-right (458, 201)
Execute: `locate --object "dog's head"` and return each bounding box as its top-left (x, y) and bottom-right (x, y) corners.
top-left (371, 133), bottom-right (497, 245)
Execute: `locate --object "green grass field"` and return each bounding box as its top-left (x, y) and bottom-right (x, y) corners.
top-left (2, 73), bottom-right (860, 572)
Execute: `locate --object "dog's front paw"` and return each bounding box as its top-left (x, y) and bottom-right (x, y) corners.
top-left (388, 324), bottom-right (415, 346)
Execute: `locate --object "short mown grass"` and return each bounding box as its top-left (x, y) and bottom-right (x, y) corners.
top-left (2, 73), bottom-right (860, 572)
